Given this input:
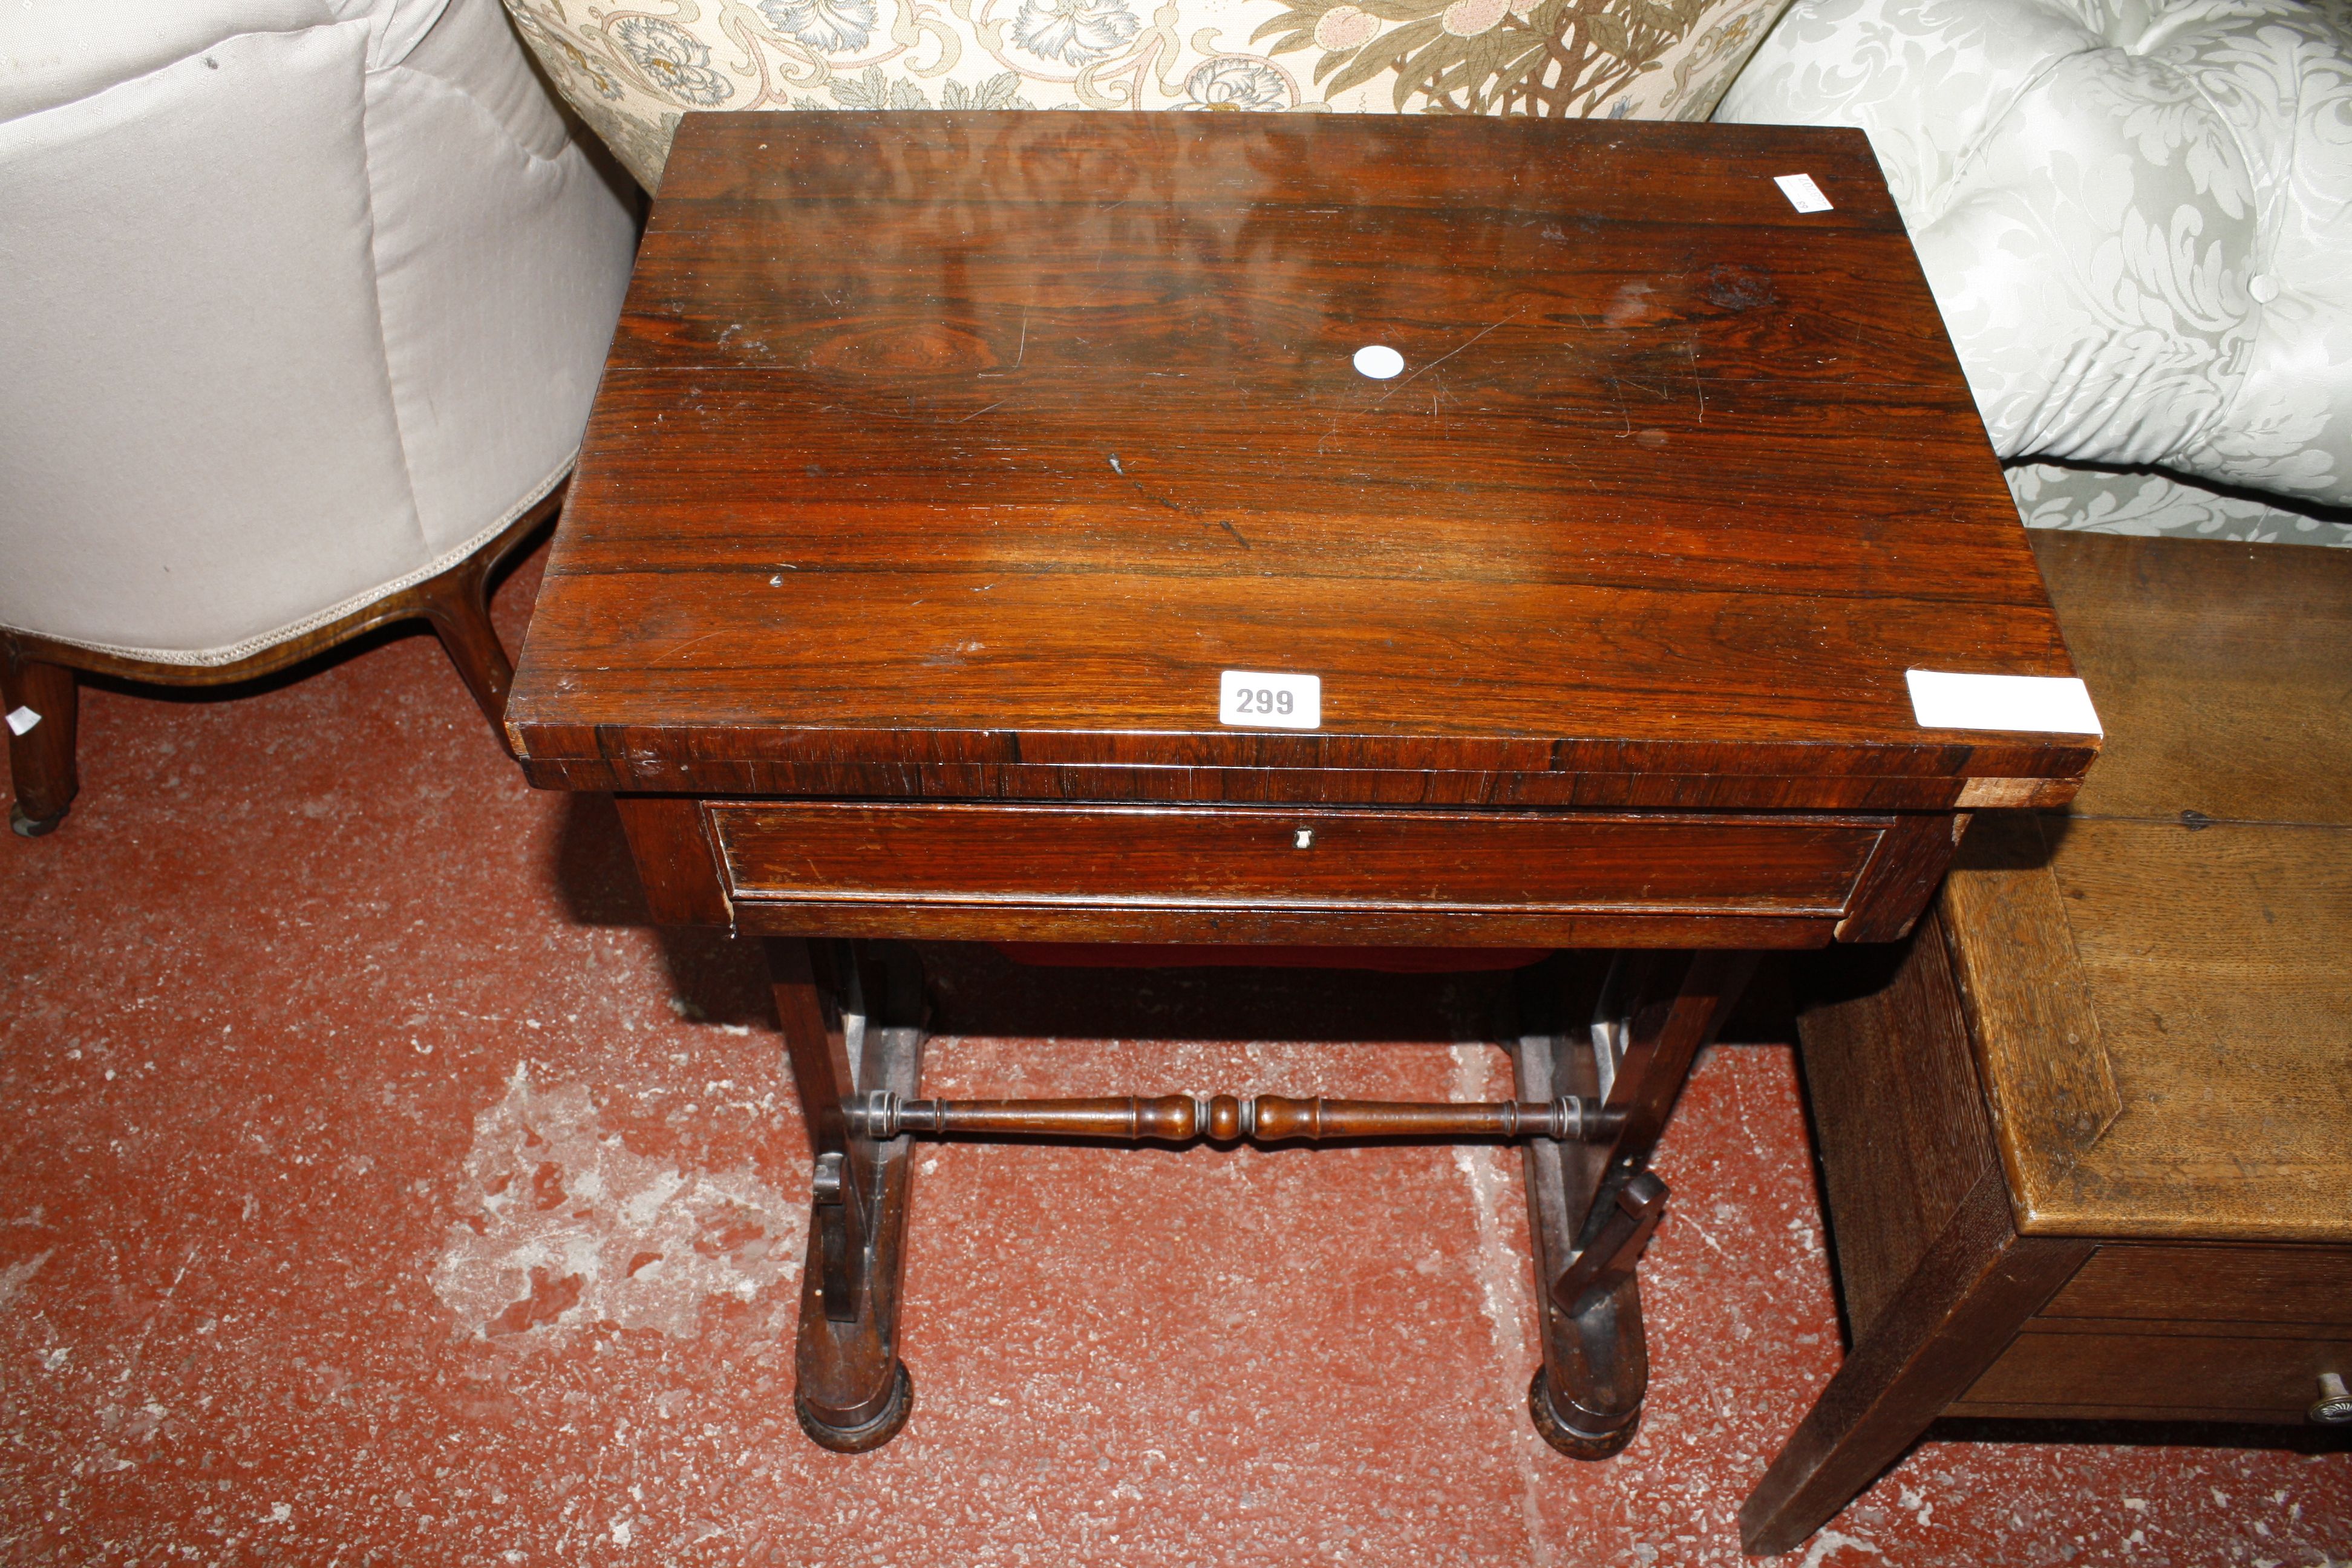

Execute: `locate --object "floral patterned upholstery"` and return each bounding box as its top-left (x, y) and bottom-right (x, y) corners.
top-left (1718, 0), bottom-right (2352, 526)
top-left (501, 0), bottom-right (1795, 190)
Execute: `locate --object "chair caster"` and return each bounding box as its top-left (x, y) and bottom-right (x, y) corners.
top-left (1529, 1368), bottom-right (1639, 1459)
top-left (10, 803), bottom-right (65, 838)
top-left (797, 1361), bottom-right (913, 1453)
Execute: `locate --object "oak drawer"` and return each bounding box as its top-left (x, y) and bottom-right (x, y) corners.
top-left (2039, 1244), bottom-right (2352, 1328)
top-left (704, 802), bottom-right (1898, 944)
top-left (1953, 1325), bottom-right (2352, 1423)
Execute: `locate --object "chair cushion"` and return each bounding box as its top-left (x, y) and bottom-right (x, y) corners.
top-left (1717, 0), bottom-right (2352, 508)
top-left (0, 0), bottom-right (330, 122)
top-left (2008, 462), bottom-right (2352, 547)
top-left (0, 21), bottom-right (429, 657)
top-left (0, 0), bottom-right (636, 662)
top-left (501, 0), bottom-right (1802, 191)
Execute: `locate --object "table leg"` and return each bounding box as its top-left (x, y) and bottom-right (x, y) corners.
top-left (1736, 1173), bottom-right (2088, 1555)
top-left (768, 938), bottom-right (926, 1451)
top-left (1514, 949), bottom-right (1756, 1457)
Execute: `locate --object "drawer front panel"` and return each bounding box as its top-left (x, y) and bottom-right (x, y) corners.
top-left (2039, 1244), bottom-right (2352, 1328)
top-left (708, 802), bottom-right (1885, 916)
top-left (1956, 1327), bottom-right (2351, 1422)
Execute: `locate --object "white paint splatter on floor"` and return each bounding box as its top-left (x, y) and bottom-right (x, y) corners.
top-left (431, 1065), bottom-right (801, 1338)
top-left (1798, 1527), bottom-right (1884, 1567)
top-left (0, 1248), bottom-right (51, 1312)
top-left (1448, 1042), bottom-right (1559, 1568)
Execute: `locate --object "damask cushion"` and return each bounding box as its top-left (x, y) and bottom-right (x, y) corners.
top-left (2008, 462), bottom-right (2352, 546)
top-left (501, 0), bottom-right (1797, 192)
top-left (1719, 0), bottom-right (2352, 509)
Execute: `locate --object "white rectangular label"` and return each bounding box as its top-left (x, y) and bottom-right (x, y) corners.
top-left (1907, 670), bottom-right (2102, 735)
top-left (1219, 670), bottom-right (1321, 730)
top-left (1774, 173), bottom-right (1833, 214)
top-left (4, 705), bottom-right (38, 737)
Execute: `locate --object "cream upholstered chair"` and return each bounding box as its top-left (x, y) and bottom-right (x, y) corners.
top-left (0, 0), bottom-right (639, 836)
top-left (1717, 0), bottom-right (2352, 546)
top-left (496, 0), bottom-right (1801, 194)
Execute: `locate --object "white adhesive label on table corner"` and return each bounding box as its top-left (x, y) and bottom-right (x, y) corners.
top-left (1773, 173), bottom-right (1832, 214)
top-left (1220, 670), bottom-right (1321, 730)
top-left (1353, 344), bottom-right (1405, 379)
top-left (1906, 670), bottom-right (2102, 735)
top-left (4, 706), bottom-right (38, 737)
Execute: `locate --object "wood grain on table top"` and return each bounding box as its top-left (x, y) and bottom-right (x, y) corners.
top-left (509, 114), bottom-right (2091, 805)
top-left (2039, 534), bottom-right (2352, 828)
top-left (1956, 534), bottom-right (2351, 1243)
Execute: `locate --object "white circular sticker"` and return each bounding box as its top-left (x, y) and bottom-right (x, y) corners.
top-left (1352, 344), bottom-right (1405, 379)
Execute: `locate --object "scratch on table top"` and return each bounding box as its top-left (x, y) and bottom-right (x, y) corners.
top-left (978, 311), bottom-right (1028, 379)
top-left (1371, 309), bottom-right (1525, 408)
top-left (659, 632), bottom-right (728, 664)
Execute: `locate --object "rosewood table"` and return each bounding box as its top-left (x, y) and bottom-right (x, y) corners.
top-left (505, 112), bottom-right (2097, 1457)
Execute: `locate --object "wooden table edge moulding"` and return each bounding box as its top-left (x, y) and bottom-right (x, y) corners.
top-left (505, 112), bottom-right (2099, 1458)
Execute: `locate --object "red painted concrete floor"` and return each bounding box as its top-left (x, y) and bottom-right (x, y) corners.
top-left (3, 541), bottom-right (2347, 1568)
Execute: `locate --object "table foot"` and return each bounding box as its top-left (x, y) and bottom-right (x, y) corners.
top-left (792, 1134), bottom-right (918, 1450)
top-left (1513, 976), bottom-right (1651, 1461)
top-left (1529, 1366), bottom-right (1639, 1459)
top-left (798, 1360), bottom-right (913, 1453)
top-left (771, 939), bottom-right (928, 1454)
top-left (1511, 952), bottom-right (1754, 1461)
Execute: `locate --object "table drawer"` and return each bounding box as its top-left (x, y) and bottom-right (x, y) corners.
top-left (2039, 1244), bottom-right (2352, 1328)
top-left (704, 802), bottom-right (1895, 945)
top-left (1953, 1326), bottom-right (2352, 1423)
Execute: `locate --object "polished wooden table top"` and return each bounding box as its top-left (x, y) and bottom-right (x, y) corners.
top-left (508, 113), bottom-right (2091, 814)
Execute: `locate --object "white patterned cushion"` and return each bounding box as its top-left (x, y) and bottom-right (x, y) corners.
top-left (502, 0), bottom-right (1796, 192)
top-left (1719, 0), bottom-right (2352, 508)
top-left (0, 0), bottom-right (637, 660)
top-left (2009, 463), bottom-right (2352, 545)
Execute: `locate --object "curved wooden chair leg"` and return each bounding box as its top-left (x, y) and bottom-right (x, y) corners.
top-left (2, 642), bottom-right (79, 837)
top-left (420, 564), bottom-right (515, 743)
top-left (4, 482), bottom-right (563, 832)
top-left (417, 485), bottom-right (565, 750)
